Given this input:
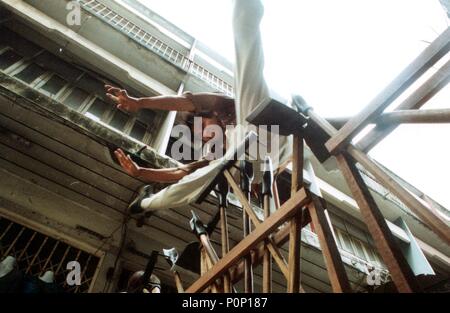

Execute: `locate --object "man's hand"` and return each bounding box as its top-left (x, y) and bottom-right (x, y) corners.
top-left (105, 85), bottom-right (140, 113)
top-left (114, 148), bottom-right (141, 177)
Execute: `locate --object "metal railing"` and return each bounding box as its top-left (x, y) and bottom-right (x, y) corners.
top-left (0, 216), bottom-right (100, 293)
top-left (78, 0), bottom-right (234, 96)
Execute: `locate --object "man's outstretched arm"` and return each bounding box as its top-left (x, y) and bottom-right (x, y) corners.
top-left (114, 148), bottom-right (188, 183)
top-left (114, 149), bottom-right (210, 183)
top-left (105, 85), bottom-right (230, 113)
top-left (105, 85), bottom-right (196, 112)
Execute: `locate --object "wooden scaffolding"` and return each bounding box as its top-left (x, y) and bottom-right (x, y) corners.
top-left (180, 27), bottom-right (450, 293)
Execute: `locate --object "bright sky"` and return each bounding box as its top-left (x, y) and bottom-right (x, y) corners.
top-left (139, 0), bottom-right (450, 211)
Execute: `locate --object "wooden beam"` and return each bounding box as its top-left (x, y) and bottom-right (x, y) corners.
top-left (220, 205), bottom-right (232, 293)
top-left (242, 188), bottom-right (253, 293)
top-left (325, 27), bottom-right (450, 154)
top-left (224, 170), bottom-right (290, 279)
top-left (287, 135), bottom-right (303, 293)
top-left (228, 209), bottom-right (311, 284)
top-left (199, 233), bottom-right (219, 264)
top-left (186, 188), bottom-right (309, 293)
top-left (304, 107), bottom-right (450, 245)
top-left (347, 146), bottom-right (450, 244)
top-left (204, 250), bottom-right (220, 293)
top-left (336, 153), bottom-right (420, 292)
top-left (358, 59), bottom-right (450, 152)
top-left (287, 211), bottom-right (302, 292)
top-left (173, 271), bottom-right (185, 293)
top-left (262, 195), bottom-right (272, 293)
top-left (291, 135), bottom-right (304, 195)
top-left (376, 108), bottom-right (450, 124)
top-left (328, 107), bottom-right (450, 129)
top-left (308, 195), bottom-right (352, 293)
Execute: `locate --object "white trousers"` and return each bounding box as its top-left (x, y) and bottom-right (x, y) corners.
top-left (232, 0), bottom-right (292, 182)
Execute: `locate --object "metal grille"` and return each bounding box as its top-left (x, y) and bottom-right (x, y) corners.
top-left (78, 0), bottom-right (234, 96)
top-left (0, 216), bottom-right (100, 293)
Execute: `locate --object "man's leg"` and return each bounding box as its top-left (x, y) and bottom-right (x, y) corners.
top-left (232, 0), bottom-right (269, 125)
top-left (232, 0), bottom-right (292, 178)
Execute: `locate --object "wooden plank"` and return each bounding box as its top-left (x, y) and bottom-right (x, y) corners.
top-left (220, 205), bottom-right (232, 292)
top-left (0, 112), bottom-right (138, 196)
top-left (224, 170), bottom-right (290, 279)
top-left (305, 107), bottom-right (450, 245)
top-left (199, 234), bottom-right (220, 264)
top-left (186, 188), bottom-right (309, 293)
top-left (347, 146), bottom-right (450, 245)
top-left (325, 27), bottom-right (450, 154)
top-left (0, 163), bottom-right (194, 256)
top-left (287, 211), bottom-right (302, 292)
top-left (228, 210), bottom-right (310, 285)
top-left (375, 108), bottom-right (450, 124)
top-left (0, 102), bottom-right (145, 188)
top-left (287, 135), bottom-right (303, 293)
top-left (228, 219), bottom-right (362, 293)
top-left (262, 195), bottom-right (272, 293)
top-left (308, 195), bottom-right (352, 293)
top-left (242, 190), bottom-right (253, 293)
top-left (0, 134), bottom-right (131, 207)
top-left (291, 135), bottom-right (304, 195)
top-left (0, 154), bottom-right (122, 223)
top-left (336, 153), bottom-right (420, 292)
top-left (358, 59), bottom-right (450, 152)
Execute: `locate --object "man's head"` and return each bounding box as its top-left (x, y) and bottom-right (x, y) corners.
top-left (127, 271), bottom-right (161, 293)
top-left (187, 112), bottom-right (225, 144)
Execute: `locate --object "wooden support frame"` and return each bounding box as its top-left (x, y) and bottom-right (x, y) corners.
top-left (186, 188), bottom-right (310, 293)
top-left (228, 209), bottom-right (311, 285)
top-left (220, 204), bottom-right (232, 292)
top-left (307, 194), bottom-right (352, 293)
top-left (287, 135), bottom-right (303, 293)
top-left (224, 170), bottom-right (290, 279)
top-left (242, 187), bottom-right (253, 293)
top-left (325, 27), bottom-right (450, 154)
top-left (347, 146), bottom-right (450, 244)
top-left (199, 233), bottom-right (219, 264)
top-left (305, 108), bottom-right (450, 245)
top-left (336, 153), bottom-right (420, 292)
top-left (328, 107), bottom-right (450, 129)
top-left (262, 194), bottom-right (272, 293)
top-left (359, 59), bottom-right (450, 152)
top-left (173, 271), bottom-right (185, 293)
top-left (375, 108), bottom-right (450, 124)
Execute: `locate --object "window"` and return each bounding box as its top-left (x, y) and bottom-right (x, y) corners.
top-left (137, 109), bottom-right (156, 124)
top-left (0, 216), bottom-right (100, 293)
top-left (86, 98), bottom-right (110, 119)
top-left (34, 51), bottom-right (82, 82)
top-left (64, 88), bottom-right (89, 109)
top-left (76, 74), bottom-right (105, 97)
top-left (109, 109), bottom-right (129, 131)
top-left (0, 49), bottom-right (22, 70)
top-left (365, 246), bottom-right (384, 267)
top-left (352, 239), bottom-right (367, 261)
top-left (14, 63), bottom-right (46, 83)
top-left (40, 75), bottom-right (67, 95)
top-left (130, 120), bottom-right (147, 141)
top-left (364, 246), bottom-right (378, 263)
top-left (337, 230), bottom-right (354, 254)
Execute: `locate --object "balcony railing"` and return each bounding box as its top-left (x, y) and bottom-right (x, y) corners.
top-left (78, 0), bottom-right (234, 96)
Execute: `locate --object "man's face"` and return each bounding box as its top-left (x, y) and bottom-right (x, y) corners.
top-left (195, 116), bottom-right (222, 143)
